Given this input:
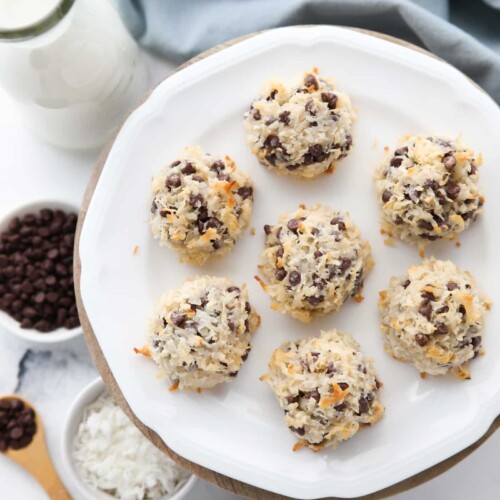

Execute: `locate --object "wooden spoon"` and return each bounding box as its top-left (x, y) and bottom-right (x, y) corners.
top-left (1, 395), bottom-right (71, 500)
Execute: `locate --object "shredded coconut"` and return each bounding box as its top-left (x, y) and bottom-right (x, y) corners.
top-left (73, 392), bottom-right (190, 500)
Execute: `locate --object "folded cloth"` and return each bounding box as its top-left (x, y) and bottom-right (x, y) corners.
top-left (115, 0), bottom-right (500, 102)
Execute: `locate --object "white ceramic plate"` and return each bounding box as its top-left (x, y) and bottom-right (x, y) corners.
top-left (79, 26), bottom-right (500, 499)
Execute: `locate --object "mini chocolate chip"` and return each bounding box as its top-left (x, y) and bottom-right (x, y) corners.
top-left (471, 336), bottom-right (481, 349)
top-left (308, 144), bottom-right (325, 160)
top-left (330, 217), bottom-right (346, 230)
top-left (181, 162), bottom-right (196, 175)
top-left (22, 307), bottom-right (37, 319)
top-left (189, 194), bottom-right (204, 207)
top-left (278, 111), bottom-right (291, 124)
top-left (209, 164), bottom-right (224, 179)
top-left (358, 397), bottom-right (369, 414)
top-left (166, 173), bottom-right (181, 188)
top-left (237, 186), bottom-right (253, 200)
top-left (289, 271), bottom-right (301, 286)
top-left (290, 426), bottom-right (305, 436)
top-left (305, 100), bottom-right (315, 114)
top-left (287, 218), bottom-right (299, 232)
top-left (314, 250), bottom-right (323, 259)
top-left (390, 157), bottom-right (403, 167)
top-left (447, 282), bottom-right (459, 291)
top-left (303, 390), bottom-right (320, 402)
top-left (421, 290), bottom-right (435, 301)
top-left (227, 286), bottom-right (240, 294)
top-left (253, 109), bottom-right (261, 120)
top-left (425, 179), bottom-right (439, 191)
top-left (321, 92), bottom-right (337, 109)
top-left (47, 248), bottom-right (59, 260)
top-left (206, 218), bottom-right (221, 229)
top-left (264, 134), bottom-right (280, 149)
top-left (436, 305), bottom-right (449, 314)
top-left (458, 304), bottom-right (466, 316)
top-left (443, 154), bottom-right (457, 170)
top-left (338, 382), bottom-right (349, 390)
top-left (267, 89), bottom-right (277, 100)
top-left (171, 312), bottom-right (186, 327)
top-left (9, 427), bottom-right (23, 439)
top-left (419, 301), bottom-right (433, 320)
top-left (216, 172), bottom-right (230, 182)
top-left (401, 279), bottom-right (411, 289)
top-left (275, 268), bottom-right (287, 281)
top-left (286, 395), bottom-right (300, 405)
top-left (446, 182), bottom-right (461, 199)
top-left (264, 224), bottom-right (272, 235)
top-left (20, 318), bottom-right (33, 329)
top-left (340, 258), bottom-right (351, 271)
top-left (265, 154), bottom-right (277, 166)
top-left (307, 296), bottom-right (324, 306)
top-left (304, 74), bottom-right (318, 90)
top-left (394, 147), bottom-right (408, 156)
top-left (434, 322), bottom-right (448, 335)
top-left (302, 153), bottom-right (314, 165)
top-left (418, 220), bottom-right (434, 232)
top-left (382, 190), bottom-right (392, 203)
top-left (415, 333), bottom-right (429, 346)
top-left (326, 363), bottom-right (336, 374)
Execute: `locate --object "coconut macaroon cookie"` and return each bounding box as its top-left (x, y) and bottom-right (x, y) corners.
top-left (149, 276), bottom-right (260, 391)
top-left (263, 330), bottom-right (384, 451)
top-left (150, 146), bottom-right (253, 265)
top-left (375, 135), bottom-right (484, 249)
top-left (257, 204), bottom-right (373, 323)
top-left (379, 259), bottom-right (489, 378)
top-left (243, 70), bottom-right (355, 178)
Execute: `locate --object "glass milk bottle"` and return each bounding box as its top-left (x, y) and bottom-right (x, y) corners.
top-left (0, 0), bottom-right (149, 149)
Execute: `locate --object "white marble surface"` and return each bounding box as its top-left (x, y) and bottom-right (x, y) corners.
top-left (0, 48), bottom-right (499, 500)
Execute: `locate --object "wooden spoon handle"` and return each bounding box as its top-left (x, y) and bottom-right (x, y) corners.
top-left (29, 459), bottom-right (72, 500)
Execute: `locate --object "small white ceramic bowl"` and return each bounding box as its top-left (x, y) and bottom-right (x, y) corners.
top-left (61, 377), bottom-right (197, 500)
top-left (0, 199), bottom-right (82, 343)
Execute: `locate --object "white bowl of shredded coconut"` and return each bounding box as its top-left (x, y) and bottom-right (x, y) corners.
top-left (61, 378), bottom-right (196, 500)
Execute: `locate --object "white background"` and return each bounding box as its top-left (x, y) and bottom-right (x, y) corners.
top-left (0, 49), bottom-right (499, 500)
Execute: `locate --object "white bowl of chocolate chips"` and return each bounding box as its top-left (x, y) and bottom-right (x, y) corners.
top-left (0, 200), bottom-right (82, 343)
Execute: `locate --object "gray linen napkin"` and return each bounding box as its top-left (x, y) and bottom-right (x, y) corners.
top-left (115, 0), bottom-right (500, 102)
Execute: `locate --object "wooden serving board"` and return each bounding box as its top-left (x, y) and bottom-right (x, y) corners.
top-left (74, 27), bottom-right (500, 500)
